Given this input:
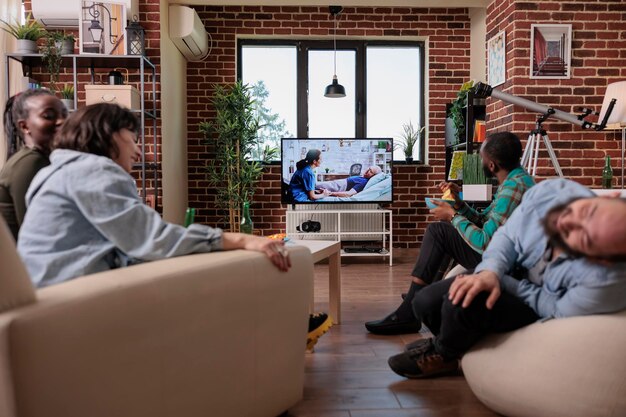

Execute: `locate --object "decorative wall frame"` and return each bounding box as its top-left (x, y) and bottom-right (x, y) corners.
top-left (487, 30), bottom-right (506, 87)
top-left (79, 1), bottom-right (127, 55)
top-left (530, 24), bottom-right (572, 79)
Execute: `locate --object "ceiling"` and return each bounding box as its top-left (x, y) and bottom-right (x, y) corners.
top-left (170, 0), bottom-right (489, 7)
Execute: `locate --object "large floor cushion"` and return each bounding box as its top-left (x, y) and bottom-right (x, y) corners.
top-left (462, 310), bottom-right (626, 417)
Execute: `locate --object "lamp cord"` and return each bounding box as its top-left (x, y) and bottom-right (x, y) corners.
top-left (333, 13), bottom-right (337, 77)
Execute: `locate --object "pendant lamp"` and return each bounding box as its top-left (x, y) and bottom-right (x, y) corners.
top-left (324, 6), bottom-right (346, 98)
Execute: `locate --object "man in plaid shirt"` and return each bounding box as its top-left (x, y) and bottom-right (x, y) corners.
top-left (366, 132), bottom-right (535, 335)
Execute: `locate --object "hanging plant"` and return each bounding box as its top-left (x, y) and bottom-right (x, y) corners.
top-left (449, 80), bottom-right (475, 145)
top-left (41, 35), bottom-right (63, 92)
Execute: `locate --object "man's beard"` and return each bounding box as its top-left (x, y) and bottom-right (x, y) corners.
top-left (482, 165), bottom-right (494, 179)
top-left (541, 200), bottom-right (586, 259)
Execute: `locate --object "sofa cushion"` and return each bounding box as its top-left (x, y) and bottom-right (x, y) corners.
top-left (0, 218), bottom-right (35, 313)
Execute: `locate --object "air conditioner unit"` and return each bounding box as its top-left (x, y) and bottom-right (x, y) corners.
top-left (169, 5), bottom-right (210, 61)
top-left (32, 0), bottom-right (138, 28)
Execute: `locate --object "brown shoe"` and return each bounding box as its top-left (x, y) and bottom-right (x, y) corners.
top-left (388, 338), bottom-right (460, 378)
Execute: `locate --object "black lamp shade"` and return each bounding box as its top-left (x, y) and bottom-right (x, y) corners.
top-left (324, 77), bottom-right (346, 98)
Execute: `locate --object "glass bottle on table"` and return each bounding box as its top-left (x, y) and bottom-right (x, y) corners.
top-left (240, 202), bottom-right (253, 234)
top-left (602, 155), bottom-right (613, 189)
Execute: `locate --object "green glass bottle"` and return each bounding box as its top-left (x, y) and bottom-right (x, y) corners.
top-left (240, 202), bottom-right (253, 234)
top-left (602, 155), bottom-right (613, 189)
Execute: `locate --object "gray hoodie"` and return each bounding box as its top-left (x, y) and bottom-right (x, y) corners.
top-left (18, 149), bottom-right (223, 288)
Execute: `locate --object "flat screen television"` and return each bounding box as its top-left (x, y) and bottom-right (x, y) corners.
top-left (281, 138), bottom-right (393, 204)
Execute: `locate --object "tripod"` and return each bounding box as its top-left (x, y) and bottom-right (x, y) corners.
top-left (521, 112), bottom-right (564, 177)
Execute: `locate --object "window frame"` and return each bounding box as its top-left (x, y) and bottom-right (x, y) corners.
top-left (237, 39), bottom-right (426, 164)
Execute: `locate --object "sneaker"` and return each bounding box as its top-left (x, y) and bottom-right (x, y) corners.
top-left (307, 312), bottom-right (333, 351)
top-left (388, 338), bottom-right (460, 379)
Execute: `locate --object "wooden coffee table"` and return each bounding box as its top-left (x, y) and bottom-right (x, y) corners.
top-left (288, 239), bottom-right (342, 324)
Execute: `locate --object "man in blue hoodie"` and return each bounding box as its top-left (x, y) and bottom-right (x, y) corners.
top-left (387, 179), bottom-right (626, 379)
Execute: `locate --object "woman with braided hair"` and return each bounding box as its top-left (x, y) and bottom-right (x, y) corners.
top-left (0, 89), bottom-right (67, 240)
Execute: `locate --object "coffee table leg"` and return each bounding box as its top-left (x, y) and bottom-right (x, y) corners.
top-left (329, 250), bottom-right (341, 324)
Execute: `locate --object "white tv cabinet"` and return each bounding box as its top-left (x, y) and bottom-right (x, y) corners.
top-left (286, 208), bottom-right (393, 266)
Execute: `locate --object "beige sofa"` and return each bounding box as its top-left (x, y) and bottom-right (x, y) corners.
top-left (0, 219), bottom-right (314, 417)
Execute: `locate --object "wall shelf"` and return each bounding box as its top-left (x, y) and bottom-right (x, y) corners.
top-left (5, 53), bottom-right (158, 205)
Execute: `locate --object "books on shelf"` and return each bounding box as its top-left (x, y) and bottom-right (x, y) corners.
top-left (20, 76), bottom-right (41, 91)
top-left (473, 120), bottom-right (486, 143)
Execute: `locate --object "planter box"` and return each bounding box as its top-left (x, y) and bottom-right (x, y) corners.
top-left (462, 184), bottom-right (493, 201)
top-left (85, 85), bottom-right (140, 110)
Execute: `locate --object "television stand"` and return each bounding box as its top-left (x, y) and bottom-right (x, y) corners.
top-left (286, 207), bottom-right (393, 266)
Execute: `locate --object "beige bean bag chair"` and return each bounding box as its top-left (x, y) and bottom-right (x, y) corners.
top-left (462, 310), bottom-right (626, 417)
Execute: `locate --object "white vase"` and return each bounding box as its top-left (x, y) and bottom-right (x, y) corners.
top-left (462, 184), bottom-right (493, 201)
top-left (15, 39), bottom-right (38, 54)
top-left (60, 99), bottom-right (74, 111)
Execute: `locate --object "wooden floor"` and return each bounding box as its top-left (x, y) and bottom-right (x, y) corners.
top-left (287, 249), bottom-right (499, 417)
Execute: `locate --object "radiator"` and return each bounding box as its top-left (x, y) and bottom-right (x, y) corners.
top-left (286, 204), bottom-right (387, 241)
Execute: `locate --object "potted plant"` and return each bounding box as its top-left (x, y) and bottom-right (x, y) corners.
top-left (449, 80), bottom-right (475, 145)
top-left (59, 84), bottom-right (74, 110)
top-left (50, 31), bottom-right (75, 55)
top-left (41, 34), bottom-right (63, 92)
top-left (461, 152), bottom-right (493, 201)
top-left (0, 13), bottom-right (46, 54)
top-left (397, 121), bottom-right (425, 163)
top-left (200, 81), bottom-right (264, 233)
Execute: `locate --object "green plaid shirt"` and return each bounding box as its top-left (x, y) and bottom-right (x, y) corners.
top-left (451, 167), bottom-right (535, 254)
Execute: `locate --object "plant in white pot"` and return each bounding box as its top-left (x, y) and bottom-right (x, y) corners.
top-left (462, 152), bottom-right (493, 201)
top-left (50, 31), bottom-right (75, 55)
top-left (59, 84), bottom-right (74, 111)
top-left (398, 121), bottom-right (425, 163)
top-left (0, 13), bottom-right (46, 54)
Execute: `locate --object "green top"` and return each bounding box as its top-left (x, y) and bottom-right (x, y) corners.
top-left (0, 147), bottom-right (50, 241)
top-left (451, 166), bottom-right (535, 254)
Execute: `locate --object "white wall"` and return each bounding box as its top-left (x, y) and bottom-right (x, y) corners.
top-left (160, 0), bottom-right (188, 224)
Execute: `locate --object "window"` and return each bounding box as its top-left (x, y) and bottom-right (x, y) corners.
top-left (238, 40), bottom-right (425, 162)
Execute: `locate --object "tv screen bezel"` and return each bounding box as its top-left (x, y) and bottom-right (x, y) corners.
top-left (280, 137), bottom-right (394, 205)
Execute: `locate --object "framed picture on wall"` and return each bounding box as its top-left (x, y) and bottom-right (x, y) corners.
top-left (530, 24), bottom-right (572, 79)
top-left (79, 0), bottom-right (127, 55)
top-left (487, 30), bottom-right (506, 87)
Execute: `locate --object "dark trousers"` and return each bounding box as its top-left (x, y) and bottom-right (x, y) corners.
top-left (394, 222), bottom-right (483, 320)
top-left (411, 222), bottom-right (483, 283)
top-left (412, 277), bottom-right (540, 359)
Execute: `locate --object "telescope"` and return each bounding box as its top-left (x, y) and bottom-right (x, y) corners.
top-left (471, 82), bottom-right (617, 177)
top-left (473, 82), bottom-right (615, 131)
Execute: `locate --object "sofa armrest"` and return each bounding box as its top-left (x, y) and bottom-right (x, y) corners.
top-left (3, 247), bottom-right (313, 417)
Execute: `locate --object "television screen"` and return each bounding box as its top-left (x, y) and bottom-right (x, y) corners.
top-left (281, 138), bottom-right (393, 204)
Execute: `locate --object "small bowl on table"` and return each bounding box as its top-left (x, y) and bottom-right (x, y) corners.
top-left (425, 197), bottom-right (455, 210)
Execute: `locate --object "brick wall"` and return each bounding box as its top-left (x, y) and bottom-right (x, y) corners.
top-left (188, 6), bottom-right (472, 248)
top-left (486, 0), bottom-right (626, 184)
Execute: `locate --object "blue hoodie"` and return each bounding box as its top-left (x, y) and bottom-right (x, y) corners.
top-left (18, 149), bottom-right (223, 288)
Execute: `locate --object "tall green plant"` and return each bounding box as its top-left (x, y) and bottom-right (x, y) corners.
top-left (462, 153), bottom-right (489, 185)
top-left (449, 80), bottom-right (475, 144)
top-left (200, 81), bottom-right (263, 232)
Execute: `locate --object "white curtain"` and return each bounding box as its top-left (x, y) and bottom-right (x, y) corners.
top-left (0, 0), bottom-right (23, 168)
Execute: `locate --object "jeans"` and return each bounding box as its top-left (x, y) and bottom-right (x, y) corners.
top-left (412, 277), bottom-right (540, 359)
